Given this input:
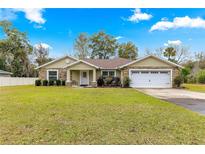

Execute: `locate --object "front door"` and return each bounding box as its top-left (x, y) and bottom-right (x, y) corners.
top-left (80, 71), bottom-right (89, 85)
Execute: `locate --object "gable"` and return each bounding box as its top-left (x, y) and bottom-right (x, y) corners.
top-left (45, 57), bottom-right (76, 68)
top-left (129, 56), bottom-right (173, 68)
top-left (67, 61), bottom-right (96, 70)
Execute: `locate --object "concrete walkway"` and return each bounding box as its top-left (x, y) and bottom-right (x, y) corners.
top-left (138, 89), bottom-right (205, 115)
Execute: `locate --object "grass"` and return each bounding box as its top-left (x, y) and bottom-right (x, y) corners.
top-left (183, 84), bottom-right (205, 93)
top-left (1, 86), bottom-right (205, 144)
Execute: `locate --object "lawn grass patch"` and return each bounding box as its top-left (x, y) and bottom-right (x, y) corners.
top-left (1, 86), bottom-right (205, 144)
top-left (183, 84), bottom-right (205, 93)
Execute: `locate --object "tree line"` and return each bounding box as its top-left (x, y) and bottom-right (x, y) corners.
top-left (0, 20), bottom-right (205, 79)
top-left (0, 20), bottom-right (53, 77)
top-left (74, 32), bottom-right (138, 60)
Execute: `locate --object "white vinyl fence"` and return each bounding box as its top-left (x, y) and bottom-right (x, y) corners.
top-left (0, 77), bottom-right (38, 86)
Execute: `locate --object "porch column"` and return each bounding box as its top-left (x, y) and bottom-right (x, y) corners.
top-left (66, 69), bottom-right (72, 86)
top-left (121, 69), bottom-right (124, 87)
top-left (91, 69), bottom-right (97, 87)
top-left (92, 69), bottom-right (96, 82)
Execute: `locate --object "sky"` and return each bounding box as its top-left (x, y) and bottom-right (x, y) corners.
top-left (0, 8), bottom-right (205, 58)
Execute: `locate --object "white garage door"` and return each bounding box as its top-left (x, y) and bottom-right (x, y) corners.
top-left (129, 69), bottom-right (172, 88)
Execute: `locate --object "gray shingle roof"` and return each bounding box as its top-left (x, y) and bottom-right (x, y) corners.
top-left (83, 58), bottom-right (133, 69)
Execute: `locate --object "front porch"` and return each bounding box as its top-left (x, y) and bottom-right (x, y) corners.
top-left (66, 69), bottom-right (97, 87)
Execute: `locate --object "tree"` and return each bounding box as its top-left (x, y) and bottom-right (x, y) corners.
top-left (163, 47), bottom-right (176, 62)
top-left (195, 52), bottom-right (205, 69)
top-left (118, 42), bottom-right (138, 60)
top-left (174, 45), bottom-right (189, 64)
top-left (74, 33), bottom-right (90, 59)
top-left (89, 31), bottom-right (118, 59)
top-left (33, 43), bottom-right (52, 66)
top-left (180, 67), bottom-right (190, 83)
top-left (144, 47), bottom-right (164, 58)
top-left (0, 20), bottom-right (33, 77)
top-left (0, 52), bottom-right (7, 70)
top-left (149, 43), bottom-right (189, 64)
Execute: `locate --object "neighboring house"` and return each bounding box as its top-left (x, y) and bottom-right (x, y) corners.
top-left (36, 55), bottom-right (182, 88)
top-left (0, 70), bottom-right (13, 77)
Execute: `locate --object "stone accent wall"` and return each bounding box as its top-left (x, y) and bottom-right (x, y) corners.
top-left (121, 66), bottom-right (180, 87)
top-left (58, 69), bottom-right (66, 80)
top-left (172, 67), bottom-right (180, 87)
top-left (172, 68), bottom-right (180, 80)
top-left (38, 68), bottom-right (66, 80)
top-left (38, 68), bottom-right (46, 80)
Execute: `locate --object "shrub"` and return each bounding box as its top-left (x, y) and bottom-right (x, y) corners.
top-left (35, 80), bottom-right (41, 86)
top-left (174, 76), bottom-right (182, 87)
top-left (97, 77), bottom-right (104, 87)
top-left (42, 80), bottom-right (48, 86)
top-left (187, 74), bottom-right (197, 83)
top-left (104, 77), bottom-right (113, 86)
top-left (49, 80), bottom-right (55, 86)
top-left (111, 77), bottom-right (121, 87)
top-left (180, 68), bottom-right (190, 83)
top-left (61, 80), bottom-right (66, 86)
top-left (56, 80), bottom-right (61, 86)
top-left (123, 77), bottom-right (131, 88)
top-left (197, 70), bottom-right (205, 84)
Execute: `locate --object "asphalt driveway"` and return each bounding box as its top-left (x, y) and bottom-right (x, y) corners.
top-left (138, 89), bottom-right (205, 115)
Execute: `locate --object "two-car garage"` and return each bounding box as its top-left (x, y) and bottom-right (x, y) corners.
top-left (120, 55), bottom-right (182, 89)
top-left (129, 69), bottom-right (172, 88)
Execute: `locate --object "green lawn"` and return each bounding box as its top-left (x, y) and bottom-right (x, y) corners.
top-left (183, 84), bottom-right (205, 93)
top-left (1, 86), bottom-right (205, 144)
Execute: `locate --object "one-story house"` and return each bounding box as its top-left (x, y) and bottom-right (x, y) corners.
top-left (36, 55), bottom-right (182, 88)
top-left (0, 69), bottom-right (13, 77)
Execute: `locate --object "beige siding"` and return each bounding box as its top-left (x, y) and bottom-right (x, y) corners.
top-left (96, 70), bottom-right (101, 79)
top-left (116, 70), bottom-right (121, 78)
top-left (71, 70), bottom-right (80, 85)
top-left (69, 62), bottom-right (96, 70)
top-left (89, 70), bottom-right (93, 83)
top-left (129, 57), bottom-right (171, 68)
top-left (45, 57), bottom-right (76, 68)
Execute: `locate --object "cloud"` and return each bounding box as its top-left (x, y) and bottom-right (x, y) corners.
top-left (0, 8), bottom-right (46, 26)
top-left (164, 40), bottom-right (182, 46)
top-left (150, 16), bottom-right (205, 31)
top-left (34, 43), bottom-right (52, 50)
top-left (15, 8), bottom-right (46, 24)
top-left (115, 36), bottom-right (124, 40)
top-left (128, 8), bottom-right (152, 23)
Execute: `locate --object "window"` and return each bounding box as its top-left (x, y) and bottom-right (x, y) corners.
top-left (131, 71), bottom-right (140, 75)
top-left (82, 72), bottom-right (87, 78)
top-left (151, 71), bottom-right (159, 74)
top-left (48, 70), bottom-right (58, 80)
top-left (109, 71), bottom-right (115, 77)
top-left (101, 70), bottom-right (115, 78)
top-left (160, 71), bottom-right (169, 74)
top-left (141, 71), bottom-right (149, 74)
